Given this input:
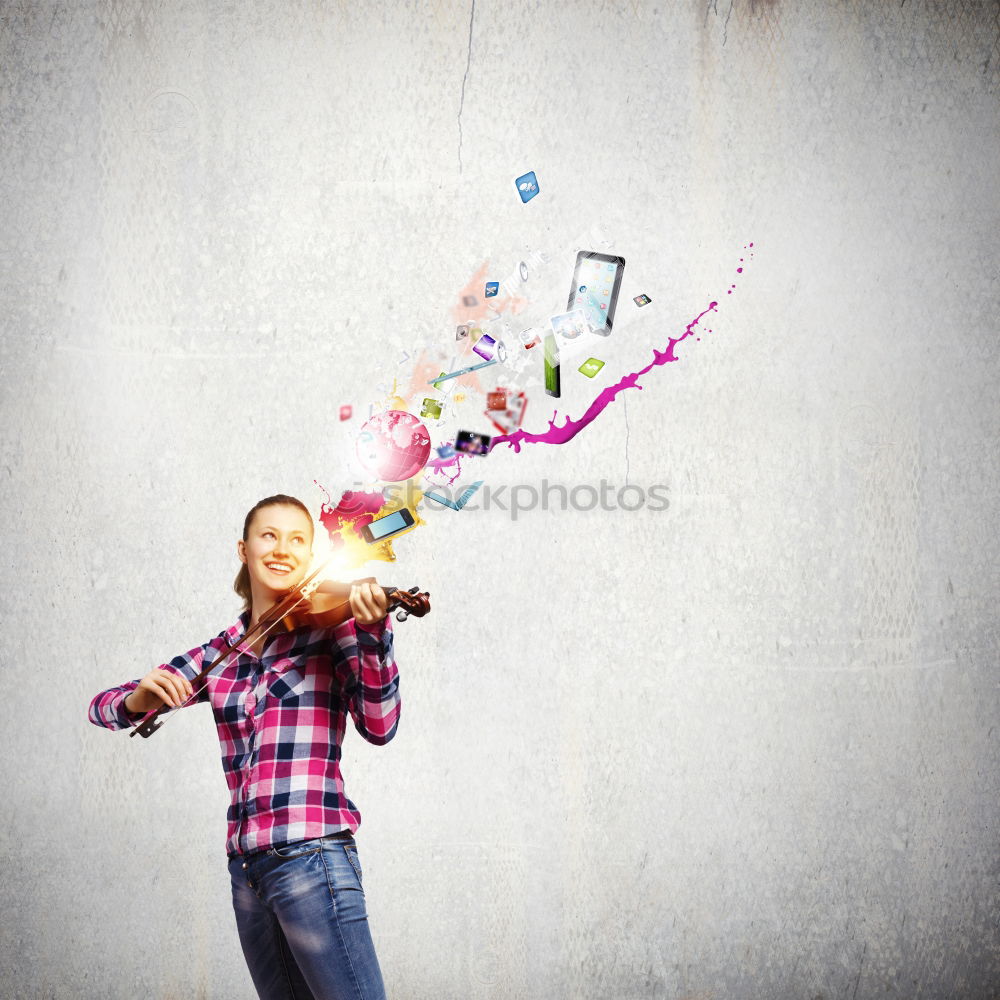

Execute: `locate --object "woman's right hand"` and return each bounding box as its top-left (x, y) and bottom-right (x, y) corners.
top-left (123, 668), bottom-right (194, 714)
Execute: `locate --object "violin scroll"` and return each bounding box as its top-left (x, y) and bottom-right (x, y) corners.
top-left (388, 585), bottom-right (430, 623)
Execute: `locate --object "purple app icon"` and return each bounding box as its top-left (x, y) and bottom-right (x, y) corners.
top-left (472, 333), bottom-right (497, 360)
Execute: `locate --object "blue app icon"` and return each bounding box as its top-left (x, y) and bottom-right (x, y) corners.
top-left (485, 281), bottom-right (499, 298)
top-left (515, 170), bottom-right (539, 203)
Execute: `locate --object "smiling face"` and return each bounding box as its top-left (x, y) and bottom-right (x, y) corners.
top-left (237, 503), bottom-right (315, 614)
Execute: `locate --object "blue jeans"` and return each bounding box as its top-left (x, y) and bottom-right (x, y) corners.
top-left (228, 835), bottom-right (387, 1000)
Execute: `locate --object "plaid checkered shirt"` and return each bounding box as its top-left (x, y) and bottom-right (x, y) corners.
top-left (88, 611), bottom-right (400, 857)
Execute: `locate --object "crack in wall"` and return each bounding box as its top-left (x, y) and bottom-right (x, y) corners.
top-left (457, 0), bottom-right (476, 173)
top-left (703, 0), bottom-right (735, 47)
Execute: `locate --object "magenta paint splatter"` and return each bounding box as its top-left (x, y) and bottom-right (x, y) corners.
top-left (317, 487), bottom-right (386, 547)
top-left (490, 300), bottom-right (719, 454)
top-left (313, 479), bottom-right (331, 508)
top-left (423, 447), bottom-right (465, 484)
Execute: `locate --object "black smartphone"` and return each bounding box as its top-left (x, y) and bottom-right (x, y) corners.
top-left (566, 250), bottom-right (626, 336)
top-left (544, 333), bottom-right (561, 397)
top-left (361, 508), bottom-right (415, 544)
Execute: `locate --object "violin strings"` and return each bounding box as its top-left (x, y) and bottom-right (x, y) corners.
top-left (155, 561), bottom-right (334, 717)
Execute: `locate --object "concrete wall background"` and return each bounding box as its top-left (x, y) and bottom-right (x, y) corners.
top-left (1, 1), bottom-right (998, 997)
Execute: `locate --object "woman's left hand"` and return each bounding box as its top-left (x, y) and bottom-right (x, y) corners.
top-left (350, 582), bottom-right (388, 626)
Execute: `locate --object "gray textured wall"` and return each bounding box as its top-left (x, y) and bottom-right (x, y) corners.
top-left (2, 1), bottom-right (998, 998)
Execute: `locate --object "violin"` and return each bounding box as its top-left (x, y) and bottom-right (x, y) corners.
top-left (128, 568), bottom-right (430, 740)
top-left (275, 578), bottom-right (430, 631)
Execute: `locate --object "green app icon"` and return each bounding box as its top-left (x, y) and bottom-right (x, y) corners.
top-left (578, 357), bottom-right (605, 378)
top-left (420, 398), bottom-right (443, 419)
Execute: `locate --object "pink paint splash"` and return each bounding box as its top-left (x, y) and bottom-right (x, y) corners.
top-left (314, 482), bottom-right (385, 547)
top-left (423, 447), bottom-right (465, 483)
top-left (490, 300), bottom-right (719, 454)
top-left (488, 241), bottom-right (755, 453)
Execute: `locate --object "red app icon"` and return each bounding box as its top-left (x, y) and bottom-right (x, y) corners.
top-left (486, 391), bottom-right (527, 434)
top-left (487, 390), bottom-right (508, 411)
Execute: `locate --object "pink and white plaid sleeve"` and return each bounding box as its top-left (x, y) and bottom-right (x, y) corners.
top-left (87, 637), bottom-right (219, 731)
top-left (333, 616), bottom-right (401, 745)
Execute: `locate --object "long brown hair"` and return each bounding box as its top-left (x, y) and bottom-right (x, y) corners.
top-left (234, 494), bottom-right (314, 611)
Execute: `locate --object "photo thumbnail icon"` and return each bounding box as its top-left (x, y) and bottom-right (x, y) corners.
top-left (515, 170), bottom-right (539, 204)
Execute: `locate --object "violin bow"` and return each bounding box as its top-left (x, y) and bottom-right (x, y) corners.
top-left (128, 566), bottom-right (428, 740)
top-left (128, 559), bottom-right (335, 739)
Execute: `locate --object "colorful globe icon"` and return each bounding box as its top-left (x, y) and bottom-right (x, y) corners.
top-left (356, 410), bottom-right (432, 482)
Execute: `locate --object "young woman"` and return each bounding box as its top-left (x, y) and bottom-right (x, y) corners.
top-left (88, 494), bottom-right (399, 1000)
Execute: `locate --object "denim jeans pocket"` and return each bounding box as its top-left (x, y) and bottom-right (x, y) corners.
top-left (269, 837), bottom-right (324, 859)
top-left (343, 844), bottom-right (364, 885)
